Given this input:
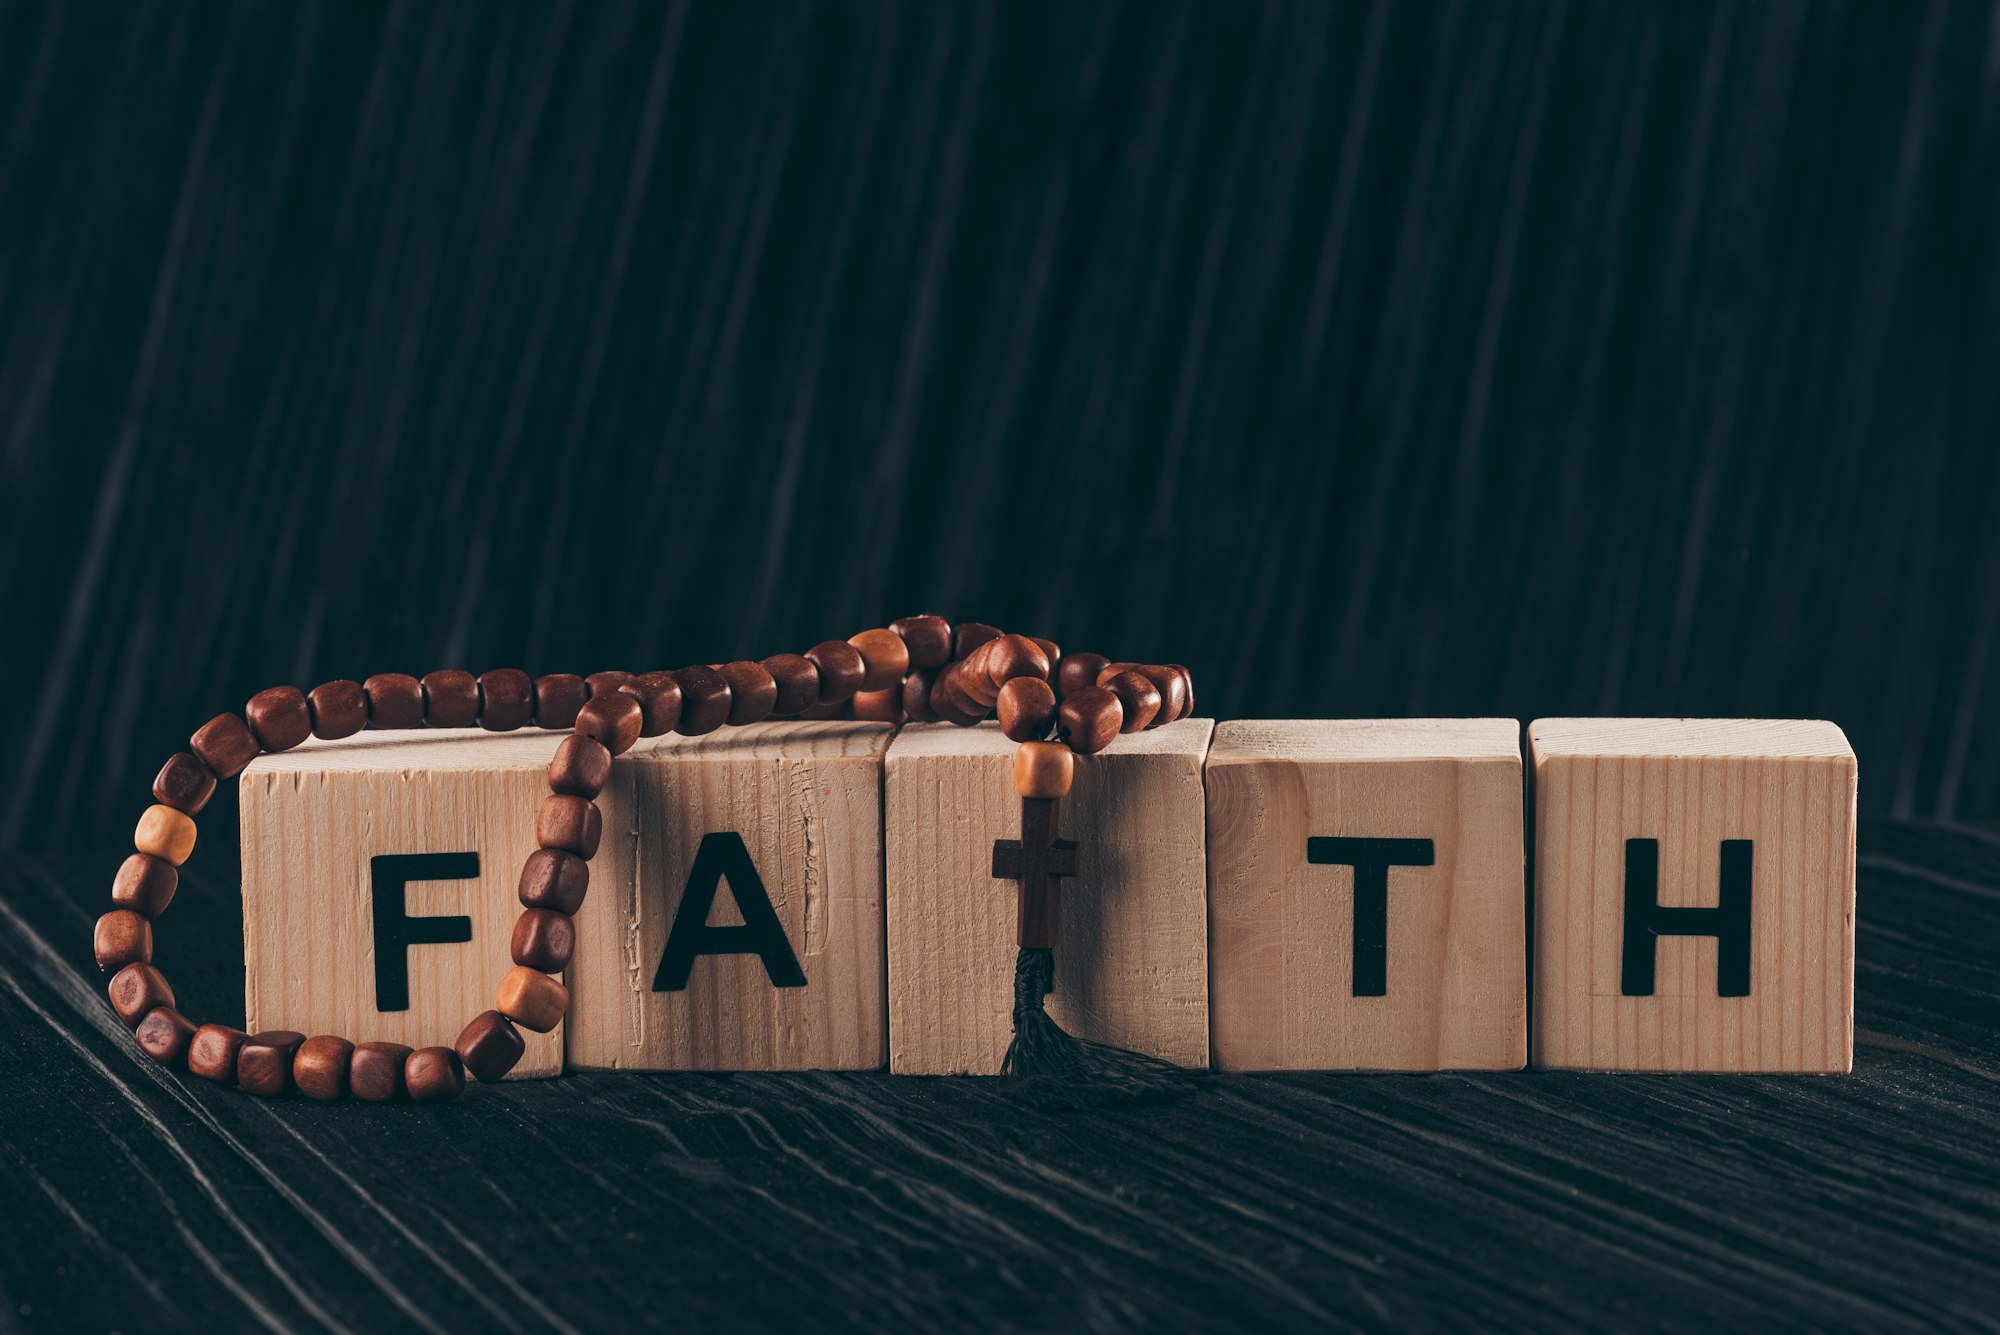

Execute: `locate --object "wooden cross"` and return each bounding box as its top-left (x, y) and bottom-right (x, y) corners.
top-left (991, 797), bottom-right (1079, 949)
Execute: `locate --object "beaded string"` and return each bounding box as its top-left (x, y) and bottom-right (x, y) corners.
top-left (98, 617), bottom-right (1194, 1103)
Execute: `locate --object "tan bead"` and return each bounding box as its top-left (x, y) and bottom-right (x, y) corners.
top-left (1014, 741), bottom-right (1075, 799)
top-left (847, 629), bottom-right (911, 692)
top-left (110, 853), bottom-right (178, 916)
top-left (187, 1025), bottom-right (246, 1083)
top-left (108, 962), bottom-right (175, 1027)
top-left (996, 677), bottom-right (1058, 742)
top-left (134, 804), bottom-right (196, 866)
top-left (294, 1035), bottom-right (354, 1101)
top-left (852, 687), bottom-right (905, 723)
top-left (93, 910), bottom-right (152, 972)
top-left (404, 1046), bottom-right (466, 1103)
top-left (1103, 669), bottom-right (1163, 733)
top-left (1057, 686), bottom-right (1123, 755)
top-left (536, 794), bottom-right (602, 858)
top-left (496, 965), bottom-right (569, 1033)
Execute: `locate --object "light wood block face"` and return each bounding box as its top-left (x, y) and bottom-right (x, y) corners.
top-left (242, 730), bottom-right (586, 1078)
top-left (1205, 720), bottom-right (1527, 1072)
top-left (1528, 719), bottom-right (1857, 1073)
top-left (885, 720), bottom-right (1214, 1075)
top-left (565, 722), bottom-right (893, 1072)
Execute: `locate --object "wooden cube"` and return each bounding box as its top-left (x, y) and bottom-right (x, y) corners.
top-left (886, 720), bottom-right (1214, 1075)
top-left (242, 730), bottom-right (592, 1078)
top-left (1528, 719), bottom-right (1857, 1073)
top-left (1205, 719), bottom-right (1527, 1072)
top-left (565, 722), bottom-right (893, 1071)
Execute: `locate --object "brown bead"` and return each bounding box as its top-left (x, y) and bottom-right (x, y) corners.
top-left (585, 671), bottom-right (634, 699)
top-left (245, 686), bottom-right (311, 752)
top-left (804, 641), bottom-right (865, 705)
top-left (534, 674), bottom-right (589, 729)
top-left (134, 1008), bottom-right (198, 1067)
top-left (496, 966), bottom-right (569, 1033)
top-left (536, 795), bottom-right (602, 858)
top-left (1057, 653), bottom-right (1109, 698)
top-left (111, 853), bottom-right (178, 917)
top-left (1133, 665), bottom-right (1187, 726)
top-left (548, 735), bottom-right (612, 799)
top-left (852, 688), bottom-right (904, 723)
top-left (108, 962), bottom-right (175, 1027)
top-left (134, 804), bottom-right (196, 866)
top-left (954, 621), bottom-right (1003, 659)
top-left (294, 1035), bottom-right (355, 1101)
top-left (762, 654), bottom-right (820, 715)
top-left (889, 615), bottom-right (953, 670)
top-left (902, 670), bottom-right (941, 723)
top-left (190, 712), bottom-right (260, 778)
top-left (1103, 669), bottom-right (1162, 733)
top-left (405, 1046), bottom-right (466, 1103)
top-left (672, 666), bottom-right (732, 736)
top-left (930, 670), bottom-right (989, 726)
top-left (847, 629), bottom-right (911, 692)
top-left (1093, 661), bottom-right (1140, 687)
top-left (477, 668), bottom-right (535, 731)
top-left (943, 659), bottom-right (998, 710)
top-left (421, 670), bottom-right (479, 727)
top-left (996, 677), bottom-right (1058, 742)
top-left (301, 680), bottom-right (366, 741)
top-left (622, 671), bottom-right (684, 736)
top-left (94, 910), bottom-right (151, 972)
top-left (456, 1010), bottom-right (526, 1083)
top-left (519, 849), bottom-right (589, 913)
top-left (1166, 665), bottom-right (1195, 720)
top-left (1014, 741), bottom-right (1075, 798)
top-left (237, 1031), bottom-right (306, 1097)
top-left (576, 689), bottom-right (644, 756)
top-left (363, 673), bottom-right (425, 729)
top-left (511, 908), bottom-right (574, 971)
top-left (718, 661), bottom-right (778, 725)
top-left (1058, 686), bottom-right (1123, 755)
top-left (792, 699), bottom-right (848, 720)
top-left (151, 752), bottom-right (216, 815)
top-left (350, 1041), bottom-right (413, 1101)
top-left (1032, 637), bottom-right (1062, 668)
top-left (981, 634), bottom-right (1050, 687)
top-left (188, 1024), bottom-right (246, 1083)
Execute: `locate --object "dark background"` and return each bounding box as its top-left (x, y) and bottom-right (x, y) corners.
top-left (4, 0), bottom-right (1996, 848)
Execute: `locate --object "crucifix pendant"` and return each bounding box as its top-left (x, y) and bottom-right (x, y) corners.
top-left (991, 796), bottom-right (1079, 949)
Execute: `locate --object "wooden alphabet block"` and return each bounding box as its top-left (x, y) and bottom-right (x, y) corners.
top-left (885, 720), bottom-right (1214, 1074)
top-left (1205, 720), bottom-right (1527, 1072)
top-left (565, 722), bottom-right (892, 1071)
top-left (242, 731), bottom-right (593, 1078)
top-left (1528, 718), bottom-right (1857, 1073)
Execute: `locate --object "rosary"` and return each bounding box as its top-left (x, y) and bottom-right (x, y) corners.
top-left (97, 616), bottom-right (1193, 1104)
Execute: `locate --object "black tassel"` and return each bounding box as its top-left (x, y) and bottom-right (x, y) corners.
top-left (1000, 946), bottom-right (1188, 1110)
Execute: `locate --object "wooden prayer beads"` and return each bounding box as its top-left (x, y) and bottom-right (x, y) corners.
top-left (101, 616), bottom-right (1191, 1102)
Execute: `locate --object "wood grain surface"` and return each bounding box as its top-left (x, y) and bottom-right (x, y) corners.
top-left (0, 823), bottom-right (1995, 1331)
top-left (4, 0), bottom-right (1998, 859)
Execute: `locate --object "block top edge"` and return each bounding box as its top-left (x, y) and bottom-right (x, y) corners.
top-left (887, 718), bottom-right (1215, 761)
top-left (1206, 718), bottom-right (1521, 763)
top-left (1526, 718), bottom-right (1854, 759)
top-left (245, 720), bottom-right (896, 773)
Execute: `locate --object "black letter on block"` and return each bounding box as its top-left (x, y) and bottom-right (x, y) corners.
top-left (1620, 838), bottom-right (1752, 997)
top-left (653, 832), bottom-right (807, 991)
top-left (1306, 836), bottom-right (1436, 997)
top-left (370, 852), bottom-right (478, 1012)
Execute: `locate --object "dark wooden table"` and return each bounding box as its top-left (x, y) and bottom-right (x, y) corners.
top-left (3, 821), bottom-right (1995, 1333)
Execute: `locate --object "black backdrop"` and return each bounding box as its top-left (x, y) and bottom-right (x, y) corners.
top-left (4, 0), bottom-right (1996, 849)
